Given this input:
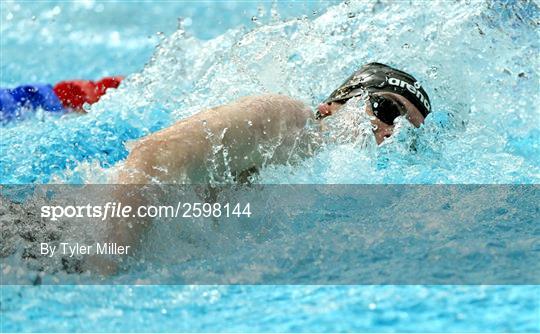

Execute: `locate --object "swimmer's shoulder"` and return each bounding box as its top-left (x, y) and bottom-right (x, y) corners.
top-left (235, 94), bottom-right (312, 117)
top-left (236, 93), bottom-right (304, 106)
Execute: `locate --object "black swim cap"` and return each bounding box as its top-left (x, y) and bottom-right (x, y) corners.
top-left (324, 62), bottom-right (431, 119)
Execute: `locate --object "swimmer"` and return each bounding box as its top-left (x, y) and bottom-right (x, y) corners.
top-left (90, 62), bottom-right (431, 273)
top-left (118, 63), bottom-right (430, 184)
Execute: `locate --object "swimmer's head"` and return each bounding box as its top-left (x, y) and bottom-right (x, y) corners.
top-left (316, 63), bottom-right (431, 143)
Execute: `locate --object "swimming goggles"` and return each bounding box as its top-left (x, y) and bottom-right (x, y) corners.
top-left (316, 93), bottom-right (407, 125)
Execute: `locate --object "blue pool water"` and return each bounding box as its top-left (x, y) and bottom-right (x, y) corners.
top-left (1, 0), bottom-right (539, 332)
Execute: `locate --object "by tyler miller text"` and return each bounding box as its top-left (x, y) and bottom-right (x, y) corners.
top-left (41, 242), bottom-right (131, 257)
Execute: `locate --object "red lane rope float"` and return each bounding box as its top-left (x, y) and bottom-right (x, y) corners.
top-left (53, 76), bottom-right (123, 111)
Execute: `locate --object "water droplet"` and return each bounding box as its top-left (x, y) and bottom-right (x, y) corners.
top-left (51, 6), bottom-right (61, 16)
top-left (368, 303), bottom-right (376, 310)
top-left (348, 12), bottom-right (356, 18)
top-left (402, 43), bottom-right (411, 49)
top-left (82, 102), bottom-right (92, 112)
top-left (373, 102), bottom-right (378, 108)
top-left (427, 66), bottom-right (438, 79)
top-left (31, 15), bottom-right (36, 21)
top-left (251, 16), bottom-right (258, 22)
top-left (247, 120), bottom-right (253, 126)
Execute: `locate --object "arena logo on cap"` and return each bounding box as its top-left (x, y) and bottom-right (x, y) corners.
top-left (387, 77), bottom-right (430, 112)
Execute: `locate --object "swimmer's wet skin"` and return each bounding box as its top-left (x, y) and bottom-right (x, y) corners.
top-left (89, 63), bottom-right (431, 274)
top-left (117, 94), bottom-right (313, 184)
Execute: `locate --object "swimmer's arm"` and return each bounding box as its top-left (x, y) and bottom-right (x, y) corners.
top-left (91, 95), bottom-right (315, 274)
top-left (84, 187), bottom-right (148, 275)
top-left (110, 141), bottom-right (175, 251)
top-left (85, 141), bottom-right (175, 274)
